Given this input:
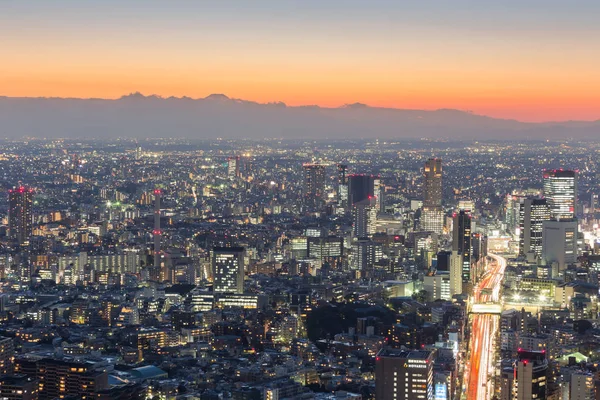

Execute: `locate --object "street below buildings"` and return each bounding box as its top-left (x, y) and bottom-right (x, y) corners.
top-left (465, 253), bottom-right (507, 400)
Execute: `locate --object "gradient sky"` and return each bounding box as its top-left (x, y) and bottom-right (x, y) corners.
top-left (1, 0), bottom-right (599, 122)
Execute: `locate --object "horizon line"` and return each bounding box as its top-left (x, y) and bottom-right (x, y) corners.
top-left (1, 91), bottom-right (599, 125)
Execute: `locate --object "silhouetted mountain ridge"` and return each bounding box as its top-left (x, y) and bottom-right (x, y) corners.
top-left (0, 93), bottom-right (598, 140)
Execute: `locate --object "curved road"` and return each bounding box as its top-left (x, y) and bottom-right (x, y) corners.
top-left (465, 253), bottom-right (507, 400)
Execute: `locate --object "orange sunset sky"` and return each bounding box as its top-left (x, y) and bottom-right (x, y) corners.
top-left (1, 1), bottom-right (599, 122)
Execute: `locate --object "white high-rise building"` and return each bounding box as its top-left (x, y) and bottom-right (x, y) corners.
top-left (449, 251), bottom-right (463, 297)
top-left (543, 169), bottom-right (577, 220)
top-left (212, 247), bottom-right (245, 294)
top-left (542, 219), bottom-right (578, 272)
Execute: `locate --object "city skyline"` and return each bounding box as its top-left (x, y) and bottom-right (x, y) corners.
top-left (1, 1), bottom-right (600, 122)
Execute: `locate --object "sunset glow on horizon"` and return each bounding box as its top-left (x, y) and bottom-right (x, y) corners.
top-left (2, 0), bottom-right (599, 122)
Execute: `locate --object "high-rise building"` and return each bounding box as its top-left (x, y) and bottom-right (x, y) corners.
top-left (518, 198), bottom-right (551, 259)
top-left (8, 187), bottom-right (33, 245)
top-left (421, 159), bottom-right (443, 234)
top-left (543, 169), bottom-right (577, 220)
top-left (501, 350), bottom-right (548, 400)
top-left (449, 251), bottom-right (463, 297)
top-left (228, 156), bottom-right (240, 179)
top-left (452, 210), bottom-right (472, 282)
top-left (352, 197), bottom-right (377, 238)
top-left (542, 219), bottom-right (578, 273)
top-left (337, 164), bottom-right (348, 207)
top-left (375, 348), bottom-right (435, 400)
top-left (348, 174), bottom-right (375, 207)
top-left (302, 163), bottom-right (326, 211)
top-left (212, 247), bottom-right (245, 294)
top-left (423, 158), bottom-right (442, 209)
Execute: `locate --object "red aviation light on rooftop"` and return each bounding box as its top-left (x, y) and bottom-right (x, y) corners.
top-left (154, 189), bottom-right (162, 195)
top-left (153, 229), bottom-right (162, 235)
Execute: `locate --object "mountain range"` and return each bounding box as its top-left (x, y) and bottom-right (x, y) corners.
top-left (0, 93), bottom-right (598, 140)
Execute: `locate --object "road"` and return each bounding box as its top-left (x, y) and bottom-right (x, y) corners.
top-left (465, 253), bottom-right (507, 400)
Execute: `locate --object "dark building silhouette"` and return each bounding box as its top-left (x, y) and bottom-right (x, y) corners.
top-left (9, 187), bottom-right (33, 245)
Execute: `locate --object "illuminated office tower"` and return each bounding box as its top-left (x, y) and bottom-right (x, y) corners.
top-left (518, 198), bottom-right (551, 258)
top-left (8, 186), bottom-right (33, 245)
top-left (228, 156), bottom-right (240, 178)
top-left (212, 247), bottom-right (245, 294)
top-left (501, 350), bottom-right (547, 400)
top-left (337, 164), bottom-right (348, 207)
top-left (374, 177), bottom-right (384, 212)
top-left (543, 169), bottom-right (577, 220)
top-left (302, 163), bottom-right (326, 211)
top-left (449, 251), bottom-right (463, 296)
top-left (420, 159), bottom-right (444, 234)
top-left (375, 349), bottom-right (434, 400)
top-left (352, 197), bottom-right (377, 238)
top-left (452, 210), bottom-right (471, 282)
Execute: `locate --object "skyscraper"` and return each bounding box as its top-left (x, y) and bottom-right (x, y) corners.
top-left (449, 251), bottom-right (463, 297)
top-left (8, 186), bottom-right (33, 245)
top-left (543, 169), bottom-right (577, 220)
top-left (518, 198), bottom-right (551, 258)
top-left (375, 348), bottom-right (434, 400)
top-left (228, 156), bottom-right (240, 179)
top-left (542, 219), bottom-right (578, 273)
top-left (421, 159), bottom-right (444, 234)
top-left (149, 189), bottom-right (163, 282)
top-left (212, 247), bottom-right (245, 294)
top-left (452, 210), bottom-right (472, 282)
top-left (423, 158), bottom-right (442, 209)
top-left (348, 174), bottom-right (375, 206)
top-left (352, 197), bottom-right (377, 238)
top-left (302, 163), bottom-right (326, 211)
top-left (337, 164), bottom-right (348, 207)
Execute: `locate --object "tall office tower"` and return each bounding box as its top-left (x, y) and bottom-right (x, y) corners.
top-left (337, 164), bottom-right (348, 206)
top-left (518, 198), bottom-right (551, 259)
top-left (212, 247), bottom-right (245, 294)
top-left (500, 350), bottom-right (548, 400)
top-left (352, 197), bottom-right (377, 238)
top-left (149, 189), bottom-right (162, 281)
top-left (8, 187), bottom-right (33, 245)
top-left (348, 174), bottom-right (375, 206)
top-left (421, 158), bottom-right (444, 234)
top-left (449, 251), bottom-right (463, 297)
top-left (302, 163), bottom-right (326, 211)
top-left (542, 219), bottom-right (578, 273)
top-left (228, 156), bottom-right (240, 178)
top-left (591, 194), bottom-right (598, 213)
top-left (375, 349), bottom-right (434, 400)
top-left (452, 210), bottom-right (472, 282)
top-left (374, 177), bottom-right (384, 212)
top-left (543, 169), bottom-right (577, 220)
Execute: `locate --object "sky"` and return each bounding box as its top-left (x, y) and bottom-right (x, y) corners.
top-left (1, 0), bottom-right (599, 122)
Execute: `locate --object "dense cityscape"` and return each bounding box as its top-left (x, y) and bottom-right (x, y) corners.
top-left (0, 138), bottom-right (597, 400)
